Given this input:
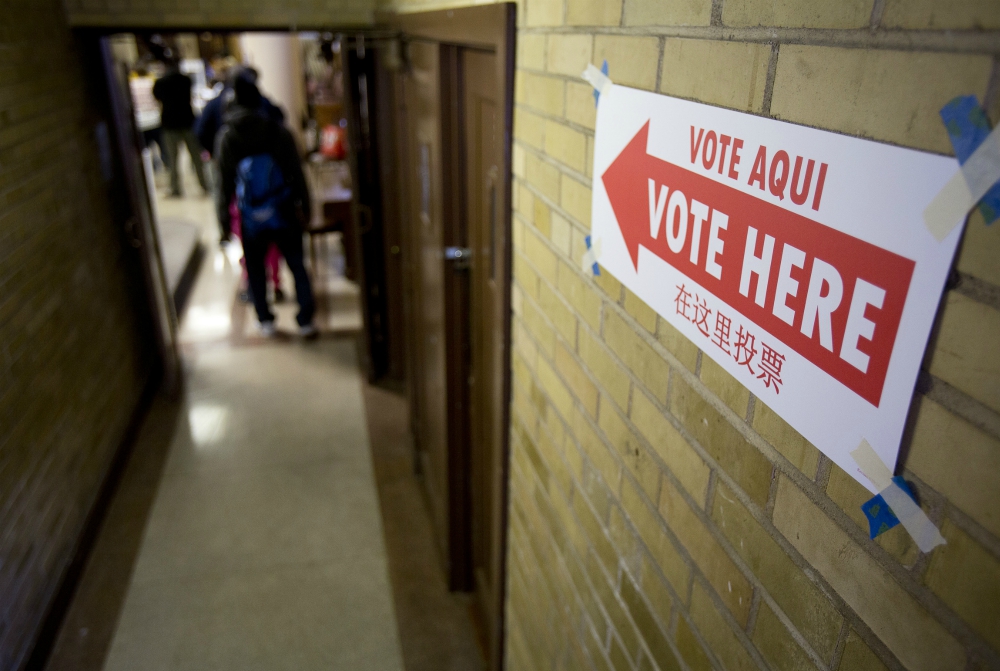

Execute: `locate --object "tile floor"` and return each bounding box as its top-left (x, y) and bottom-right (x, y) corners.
top-left (42, 159), bottom-right (483, 671)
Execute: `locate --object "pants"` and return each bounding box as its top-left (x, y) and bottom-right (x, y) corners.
top-left (141, 127), bottom-right (167, 168)
top-left (162, 127), bottom-right (208, 196)
top-left (243, 226), bottom-right (314, 327)
top-left (230, 199), bottom-right (281, 290)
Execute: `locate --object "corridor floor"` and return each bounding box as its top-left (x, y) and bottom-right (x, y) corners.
top-left (44, 173), bottom-right (405, 670)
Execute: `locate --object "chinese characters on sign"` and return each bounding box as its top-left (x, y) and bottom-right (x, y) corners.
top-left (675, 284), bottom-right (786, 393)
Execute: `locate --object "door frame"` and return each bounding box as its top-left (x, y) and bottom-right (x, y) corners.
top-left (388, 5), bottom-right (516, 669)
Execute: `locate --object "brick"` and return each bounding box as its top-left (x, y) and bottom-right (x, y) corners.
top-left (906, 397), bottom-right (1000, 538)
top-left (558, 261), bottom-right (601, 330)
top-left (561, 175), bottom-right (592, 225)
top-left (526, 152), bottom-right (562, 203)
top-left (539, 280), bottom-right (578, 344)
top-left (593, 36), bottom-right (661, 91)
top-left (595, 264), bottom-right (623, 302)
top-left (639, 553), bottom-right (675, 628)
top-left (547, 34), bottom-right (593, 77)
top-left (621, 477), bottom-right (691, 594)
top-left (526, 0), bottom-right (562, 26)
top-left (689, 581), bottom-right (758, 671)
top-left (957, 210), bottom-right (1000, 286)
top-left (550, 212), bottom-right (572, 255)
top-left (579, 327), bottom-right (632, 410)
top-left (604, 310), bottom-right (670, 402)
top-left (656, 317), bottom-right (699, 373)
top-left (556, 342), bottom-right (599, 417)
top-left (630, 391), bottom-right (711, 502)
top-left (670, 376), bottom-right (773, 506)
top-left (623, 0), bottom-right (711, 26)
top-left (620, 570), bottom-right (682, 671)
top-left (571, 405), bottom-right (621, 488)
top-left (609, 504), bottom-right (641, 571)
top-left (525, 228), bottom-right (558, 284)
top-left (515, 107), bottom-right (545, 149)
top-left (567, 0), bottom-right (623, 26)
top-left (533, 197), bottom-right (552, 237)
top-left (825, 463), bottom-right (918, 566)
top-left (699, 356), bottom-right (750, 418)
top-left (519, 33), bottom-right (546, 70)
top-left (545, 120), bottom-right (588, 172)
top-left (524, 297), bottom-right (557, 358)
top-left (623, 288), bottom-right (657, 334)
top-left (770, 46), bottom-right (993, 154)
top-left (723, 0), bottom-right (871, 27)
top-left (925, 519), bottom-right (1000, 651)
top-left (772, 476), bottom-right (965, 671)
top-left (517, 181), bottom-right (535, 221)
top-left (752, 600), bottom-right (819, 671)
top-left (659, 477), bottom-right (752, 624)
top-left (928, 292), bottom-right (1000, 414)
top-left (513, 144), bottom-right (526, 178)
top-left (659, 39), bottom-right (770, 113)
top-left (520, 71), bottom-right (566, 117)
top-left (881, 0), bottom-right (1000, 29)
top-left (837, 630), bottom-right (888, 671)
top-left (567, 81), bottom-right (598, 130)
top-left (515, 249), bottom-right (540, 299)
top-left (675, 614), bottom-right (712, 671)
top-left (711, 481), bottom-right (842, 660)
top-left (752, 401), bottom-right (819, 479)
top-left (601, 404), bottom-right (660, 498)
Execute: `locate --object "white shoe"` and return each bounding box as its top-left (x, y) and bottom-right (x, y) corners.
top-left (259, 321), bottom-right (277, 337)
top-left (298, 323), bottom-right (318, 339)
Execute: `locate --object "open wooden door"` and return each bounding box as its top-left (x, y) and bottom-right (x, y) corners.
top-left (388, 6), bottom-right (515, 669)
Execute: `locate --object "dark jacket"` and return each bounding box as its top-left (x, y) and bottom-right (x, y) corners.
top-left (215, 104), bottom-right (310, 240)
top-left (196, 88), bottom-right (285, 156)
top-left (152, 70), bottom-right (196, 130)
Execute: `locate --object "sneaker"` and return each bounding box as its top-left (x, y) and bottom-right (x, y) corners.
top-left (259, 320), bottom-right (278, 337)
top-left (298, 323), bottom-right (318, 339)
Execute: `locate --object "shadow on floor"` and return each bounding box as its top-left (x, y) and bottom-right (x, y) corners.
top-left (362, 380), bottom-right (486, 671)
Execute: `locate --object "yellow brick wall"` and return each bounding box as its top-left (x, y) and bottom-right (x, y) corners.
top-left (386, 0), bottom-right (1000, 669)
top-left (0, 0), bottom-right (154, 667)
top-left (63, 0), bottom-right (374, 28)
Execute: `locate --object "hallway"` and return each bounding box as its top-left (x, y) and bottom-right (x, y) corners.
top-left (38, 172), bottom-right (479, 670)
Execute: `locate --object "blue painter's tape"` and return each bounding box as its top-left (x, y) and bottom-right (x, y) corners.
top-left (593, 60), bottom-right (608, 107)
top-left (940, 95), bottom-right (1000, 224)
top-left (584, 235), bottom-right (601, 275)
top-left (861, 476), bottom-right (917, 539)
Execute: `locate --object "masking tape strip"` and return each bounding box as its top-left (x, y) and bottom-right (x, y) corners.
top-left (924, 122), bottom-right (1000, 241)
top-left (582, 63), bottom-right (612, 97)
top-left (940, 95), bottom-right (1000, 225)
top-left (851, 439), bottom-right (946, 553)
top-left (582, 236), bottom-right (601, 275)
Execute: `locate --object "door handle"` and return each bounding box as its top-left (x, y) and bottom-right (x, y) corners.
top-left (445, 246), bottom-right (471, 269)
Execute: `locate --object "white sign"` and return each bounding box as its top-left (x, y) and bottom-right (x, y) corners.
top-left (590, 85), bottom-right (963, 493)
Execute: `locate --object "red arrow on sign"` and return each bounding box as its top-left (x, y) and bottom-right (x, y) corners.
top-left (599, 120), bottom-right (915, 408)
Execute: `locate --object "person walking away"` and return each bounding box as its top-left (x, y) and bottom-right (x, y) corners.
top-left (216, 77), bottom-right (317, 338)
top-left (198, 67), bottom-right (287, 302)
top-left (153, 59), bottom-right (210, 197)
top-left (129, 65), bottom-right (167, 170)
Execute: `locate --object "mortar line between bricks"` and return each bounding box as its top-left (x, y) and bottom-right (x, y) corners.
top-left (517, 278), bottom-right (835, 669)
top-left (920, 371), bottom-right (1000, 441)
top-left (517, 25), bottom-right (1000, 54)
top-left (829, 620), bottom-right (851, 671)
top-left (516, 138), bottom-right (594, 187)
top-left (515, 231), bottom-right (999, 664)
top-left (513, 393), bottom-right (658, 668)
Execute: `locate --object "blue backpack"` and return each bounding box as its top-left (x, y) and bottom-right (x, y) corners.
top-left (236, 153), bottom-right (291, 235)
